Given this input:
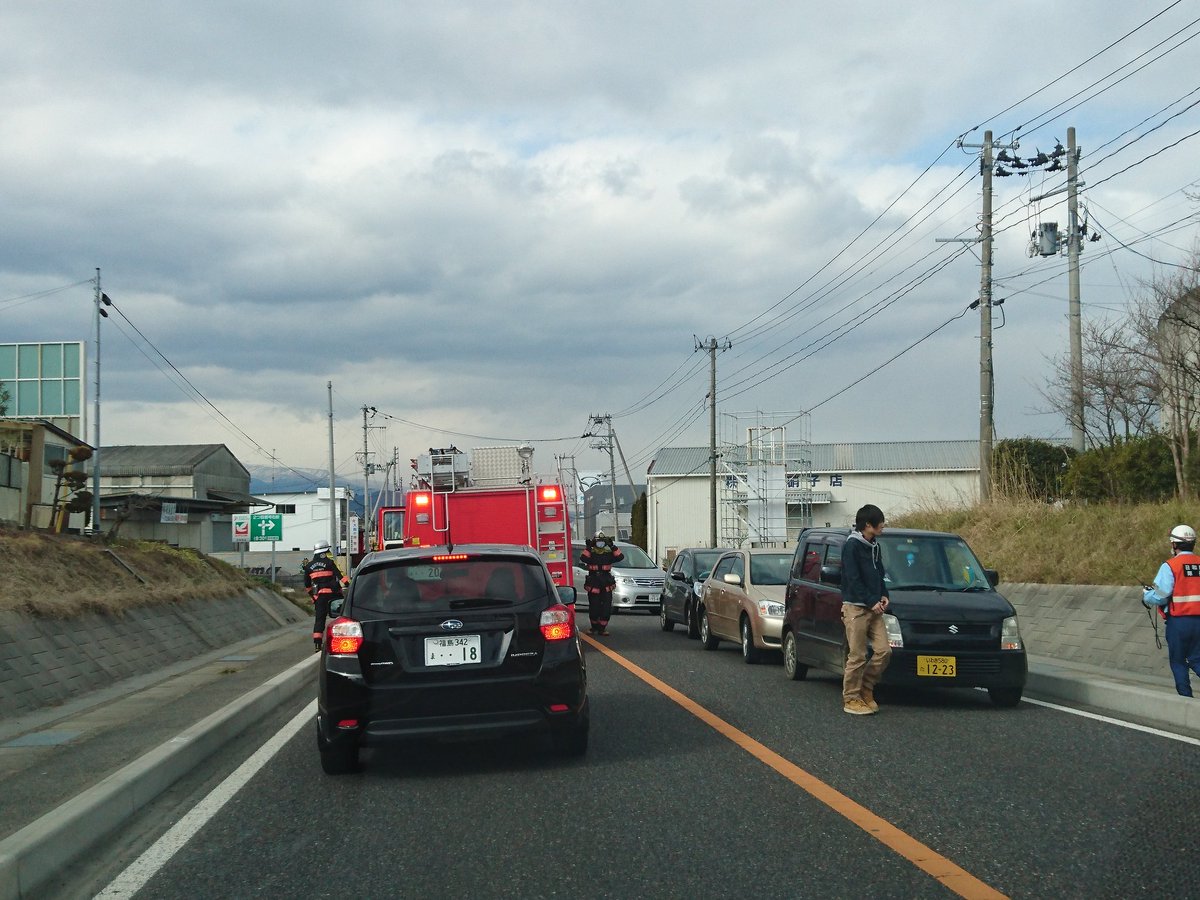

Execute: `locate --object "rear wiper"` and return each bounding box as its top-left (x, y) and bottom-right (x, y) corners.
top-left (891, 583), bottom-right (945, 591)
top-left (956, 585), bottom-right (991, 592)
top-left (449, 597), bottom-right (515, 609)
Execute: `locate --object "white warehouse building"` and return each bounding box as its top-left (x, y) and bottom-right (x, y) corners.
top-left (646, 440), bottom-right (980, 567)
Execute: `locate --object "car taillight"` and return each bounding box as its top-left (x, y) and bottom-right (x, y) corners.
top-left (327, 617), bottom-right (364, 654)
top-left (540, 604), bottom-right (574, 641)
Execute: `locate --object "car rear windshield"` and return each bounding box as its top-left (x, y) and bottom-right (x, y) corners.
top-left (879, 535), bottom-right (991, 591)
top-left (350, 556), bottom-right (553, 614)
top-left (749, 553), bottom-right (792, 585)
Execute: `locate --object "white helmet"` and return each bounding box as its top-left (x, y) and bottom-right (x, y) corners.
top-left (314, 539), bottom-right (332, 554)
top-left (1170, 525), bottom-right (1196, 543)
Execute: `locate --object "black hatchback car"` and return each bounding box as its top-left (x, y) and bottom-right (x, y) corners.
top-left (782, 527), bottom-right (1026, 707)
top-left (316, 544), bottom-right (588, 774)
top-left (660, 547), bottom-right (735, 638)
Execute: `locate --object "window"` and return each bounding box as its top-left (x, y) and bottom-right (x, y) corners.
top-left (711, 555), bottom-right (736, 580)
top-left (750, 553), bottom-right (792, 586)
top-left (352, 556), bottom-right (550, 614)
top-left (799, 542), bottom-right (825, 581)
top-left (274, 504), bottom-right (296, 514)
top-left (729, 554), bottom-right (745, 582)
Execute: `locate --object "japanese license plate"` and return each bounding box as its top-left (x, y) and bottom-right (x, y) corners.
top-left (424, 634), bottom-right (481, 667)
top-left (916, 655), bottom-right (956, 677)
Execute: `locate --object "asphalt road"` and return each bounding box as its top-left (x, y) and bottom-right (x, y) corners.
top-left (66, 613), bottom-right (1200, 899)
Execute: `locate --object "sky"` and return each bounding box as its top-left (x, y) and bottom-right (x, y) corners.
top-left (2, 1), bottom-right (1199, 492)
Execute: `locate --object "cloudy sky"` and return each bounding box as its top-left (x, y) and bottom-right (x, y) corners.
top-left (2, 1), bottom-right (1198, 489)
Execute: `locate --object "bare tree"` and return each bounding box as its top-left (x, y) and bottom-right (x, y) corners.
top-left (1128, 247), bottom-right (1200, 499)
top-left (1041, 315), bottom-right (1158, 448)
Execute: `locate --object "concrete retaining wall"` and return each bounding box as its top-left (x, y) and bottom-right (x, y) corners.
top-left (1002, 583), bottom-right (1167, 679)
top-left (0, 589), bottom-right (308, 718)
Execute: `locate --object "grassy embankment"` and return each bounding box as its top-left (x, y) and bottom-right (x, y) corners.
top-left (893, 498), bottom-right (1199, 587)
top-left (0, 526), bottom-right (307, 617)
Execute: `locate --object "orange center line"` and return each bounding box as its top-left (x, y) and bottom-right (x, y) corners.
top-left (580, 633), bottom-right (1007, 900)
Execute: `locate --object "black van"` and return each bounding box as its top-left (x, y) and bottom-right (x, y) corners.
top-left (782, 527), bottom-right (1026, 707)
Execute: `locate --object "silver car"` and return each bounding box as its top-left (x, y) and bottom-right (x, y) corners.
top-left (572, 541), bottom-right (667, 613)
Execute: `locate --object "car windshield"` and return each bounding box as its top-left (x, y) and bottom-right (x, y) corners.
top-left (350, 556), bottom-right (552, 614)
top-left (615, 545), bottom-right (657, 568)
top-left (879, 535), bottom-right (991, 591)
top-left (749, 553), bottom-right (792, 586)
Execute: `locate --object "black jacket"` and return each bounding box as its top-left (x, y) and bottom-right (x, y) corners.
top-left (841, 531), bottom-right (887, 607)
top-left (303, 554), bottom-right (346, 598)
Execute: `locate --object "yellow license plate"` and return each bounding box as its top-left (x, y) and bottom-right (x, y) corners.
top-left (916, 655), bottom-right (956, 677)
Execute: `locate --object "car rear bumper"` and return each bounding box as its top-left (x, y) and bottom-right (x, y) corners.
top-left (319, 657), bottom-right (586, 746)
top-left (881, 649), bottom-right (1027, 689)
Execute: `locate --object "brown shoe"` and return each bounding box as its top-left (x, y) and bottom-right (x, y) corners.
top-left (861, 689), bottom-right (879, 712)
top-left (843, 698), bottom-right (875, 715)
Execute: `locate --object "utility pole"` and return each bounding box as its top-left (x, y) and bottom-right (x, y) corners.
top-left (91, 268), bottom-right (102, 534)
top-left (696, 335), bottom-right (731, 546)
top-left (1066, 126), bottom-right (1084, 453)
top-left (327, 382), bottom-right (337, 561)
top-left (361, 406), bottom-right (371, 553)
top-left (978, 131), bottom-right (994, 503)
top-left (588, 414), bottom-right (620, 538)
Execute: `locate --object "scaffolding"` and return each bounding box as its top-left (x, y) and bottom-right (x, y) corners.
top-left (717, 410), bottom-right (812, 547)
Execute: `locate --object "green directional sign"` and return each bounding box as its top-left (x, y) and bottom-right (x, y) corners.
top-left (250, 513), bottom-right (283, 542)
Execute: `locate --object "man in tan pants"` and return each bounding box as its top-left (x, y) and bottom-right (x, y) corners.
top-left (841, 504), bottom-right (891, 715)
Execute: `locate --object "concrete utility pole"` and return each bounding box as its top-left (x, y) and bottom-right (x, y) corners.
top-left (327, 382), bottom-right (337, 557)
top-left (91, 268), bottom-right (102, 534)
top-left (587, 414), bottom-right (619, 538)
top-left (978, 132), bottom-right (994, 503)
top-left (696, 336), bottom-right (731, 547)
top-left (1066, 126), bottom-right (1085, 453)
top-left (361, 406), bottom-right (371, 552)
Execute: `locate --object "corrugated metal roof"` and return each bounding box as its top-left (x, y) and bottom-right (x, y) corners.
top-left (649, 440), bottom-right (980, 476)
top-left (97, 444), bottom-right (233, 476)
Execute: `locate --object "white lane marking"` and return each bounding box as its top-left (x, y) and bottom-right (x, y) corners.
top-left (1022, 696), bottom-right (1200, 746)
top-left (94, 699), bottom-right (316, 898)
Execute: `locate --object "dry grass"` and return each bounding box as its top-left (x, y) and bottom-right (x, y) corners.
top-left (0, 525), bottom-right (259, 617)
top-left (893, 498), bottom-right (1200, 586)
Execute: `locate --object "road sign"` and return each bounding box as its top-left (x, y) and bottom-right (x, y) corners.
top-left (232, 514), bottom-right (250, 542)
top-left (250, 513), bottom-right (283, 542)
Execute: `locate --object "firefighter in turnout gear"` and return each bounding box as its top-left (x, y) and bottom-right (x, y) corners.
top-left (581, 532), bottom-right (624, 636)
top-left (304, 539), bottom-right (349, 652)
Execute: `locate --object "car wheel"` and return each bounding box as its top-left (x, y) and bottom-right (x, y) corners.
top-left (740, 616), bottom-right (763, 664)
top-left (988, 686), bottom-right (1023, 708)
top-left (782, 631), bottom-right (808, 681)
top-left (686, 601), bottom-right (701, 639)
top-left (660, 604), bottom-right (675, 632)
top-left (317, 723), bottom-right (359, 775)
top-left (552, 721), bottom-right (589, 757)
top-left (699, 606), bottom-right (720, 650)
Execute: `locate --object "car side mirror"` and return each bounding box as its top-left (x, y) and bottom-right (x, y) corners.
top-left (670, 571), bottom-right (687, 582)
top-left (819, 565), bottom-right (841, 586)
top-left (557, 585), bottom-right (577, 605)
top-left (329, 598), bottom-right (344, 617)
top-left (723, 573), bottom-right (742, 586)
top-left (984, 568), bottom-right (1000, 587)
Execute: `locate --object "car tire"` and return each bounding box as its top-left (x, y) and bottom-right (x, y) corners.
top-left (782, 631), bottom-right (808, 681)
top-left (552, 721), bottom-right (589, 757)
top-left (740, 616), bottom-right (763, 664)
top-left (988, 686), bottom-right (1023, 708)
top-left (686, 601), bottom-right (701, 639)
top-left (317, 724), bottom-right (359, 775)
top-left (699, 606), bottom-right (720, 650)
top-left (660, 604), bottom-right (675, 631)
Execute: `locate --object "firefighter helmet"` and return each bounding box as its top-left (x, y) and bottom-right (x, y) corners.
top-left (314, 539), bottom-right (332, 554)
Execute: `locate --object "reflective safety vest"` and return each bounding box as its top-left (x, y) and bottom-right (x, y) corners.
top-left (1165, 552), bottom-right (1200, 617)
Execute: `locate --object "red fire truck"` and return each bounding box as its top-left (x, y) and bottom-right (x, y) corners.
top-left (397, 447), bottom-right (573, 586)
top-left (375, 503), bottom-right (406, 552)
top-left (402, 483), bottom-right (573, 586)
